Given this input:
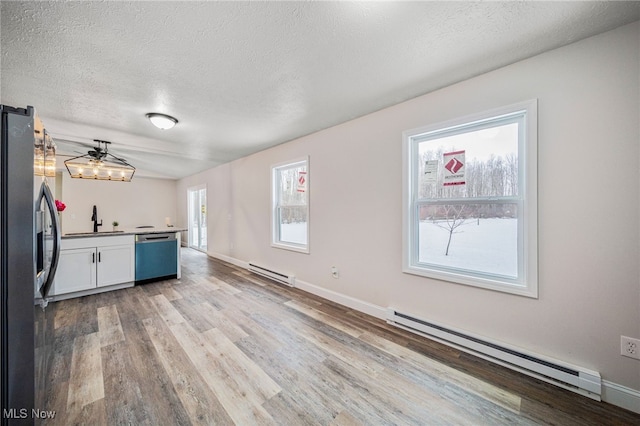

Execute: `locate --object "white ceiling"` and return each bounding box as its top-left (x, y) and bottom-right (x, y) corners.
top-left (2, 1), bottom-right (639, 179)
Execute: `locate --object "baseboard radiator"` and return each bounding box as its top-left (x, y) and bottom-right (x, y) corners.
top-left (386, 308), bottom-right (601, 400)
top-left (247, 263), bottom-right (295, 287)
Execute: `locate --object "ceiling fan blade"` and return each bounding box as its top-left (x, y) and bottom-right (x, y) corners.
top-left (54, 138), bottom-right (97, 148)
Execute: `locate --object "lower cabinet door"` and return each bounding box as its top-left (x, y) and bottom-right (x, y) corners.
top-left (53, 248), bottom-right (97, 295)
top-left (97, 244), bottom-right (135, 287)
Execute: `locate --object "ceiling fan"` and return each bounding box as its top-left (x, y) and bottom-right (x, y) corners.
top-left (86, 140), bottom-right (110, 161)
top-left (85, 140), bottom-right (130, 163)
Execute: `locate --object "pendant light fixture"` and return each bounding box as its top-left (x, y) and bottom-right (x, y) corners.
top-left (64, 140), bottom-right (135, 182)
top-left (34, 131), bottom-right (56, 177)
top-left (146, 112), bottom-right (178, 130)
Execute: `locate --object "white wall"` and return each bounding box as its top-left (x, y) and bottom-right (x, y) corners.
top-left (177, 22), bottom-right (640, 395)
top-left (60, 173), bottom-right (177, 233)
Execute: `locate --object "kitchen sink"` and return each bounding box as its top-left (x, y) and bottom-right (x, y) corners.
top-left (64, 230), bottom-right (125, 236)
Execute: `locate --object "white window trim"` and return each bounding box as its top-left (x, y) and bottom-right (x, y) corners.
top-left (402, 100), bottom-right (538, 298)
top-left (271, 156), bottom-right (310, 254)
top-left (187, 184), bottom-right (207, 252)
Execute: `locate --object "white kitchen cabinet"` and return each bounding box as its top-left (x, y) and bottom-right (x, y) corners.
top-left (51, 235), bottom-right (135, 299)
top-left (54, 247), bottom-right (97, 294)
top-left (96, 244), bottom-right (134, 287)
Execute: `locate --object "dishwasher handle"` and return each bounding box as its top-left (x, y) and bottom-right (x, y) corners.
top-left (136, 233), bottom-right (176, 242)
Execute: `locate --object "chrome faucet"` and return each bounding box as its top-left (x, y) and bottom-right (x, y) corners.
top-left (91, 205), bottom-right (102, 232)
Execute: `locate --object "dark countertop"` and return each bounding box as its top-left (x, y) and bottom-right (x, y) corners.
top-left (62, 227), bottom-right (187, 239)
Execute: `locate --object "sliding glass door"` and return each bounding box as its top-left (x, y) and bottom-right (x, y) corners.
top-left (188, 186), bottom-right (207, 251)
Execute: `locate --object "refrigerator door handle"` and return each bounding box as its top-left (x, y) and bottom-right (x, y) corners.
top-left (37, 180), bottom-right (60, 299)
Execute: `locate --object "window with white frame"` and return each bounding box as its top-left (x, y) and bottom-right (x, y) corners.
top-left (272, 158), bottom-right (309, 253)
top-left (402, 100), bottom-right (538, 297)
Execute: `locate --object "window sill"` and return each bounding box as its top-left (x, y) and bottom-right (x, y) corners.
top-left (271, 242), bottom-right (309, 254)
top-left (403, 265), bottom-right (537, 298)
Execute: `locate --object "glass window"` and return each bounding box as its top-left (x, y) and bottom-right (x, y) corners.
top-left (403, 100), bottom-right (537, 297)
top-left (272, 158), bottom-right (309, 253)
top-left (188, 186), bottom-right (207, 252)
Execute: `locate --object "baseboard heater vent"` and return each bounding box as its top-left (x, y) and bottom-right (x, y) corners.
top-left (386, 308), bottom-right (601, 400)
top-left (247, 263), bottom-right (295, 287)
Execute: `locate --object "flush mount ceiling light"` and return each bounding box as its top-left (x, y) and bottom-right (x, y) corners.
top-left (64, 140), bottom-right (135, 182)
top-left (146, 112), bottom-right (178, 130)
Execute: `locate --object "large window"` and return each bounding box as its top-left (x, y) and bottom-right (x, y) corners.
top-left (403, 100), bottom-right (537, 297)
top-left (272, 158), bottom-right (309, 253)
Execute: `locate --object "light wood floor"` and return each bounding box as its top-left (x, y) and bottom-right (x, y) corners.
top-left (42, 248), bottom-right (640, 425)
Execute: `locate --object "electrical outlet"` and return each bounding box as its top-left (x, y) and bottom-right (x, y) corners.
top-left (331, 266), bottom-right (339, 279)
top-left (621, 336), bottom-right (640, 359)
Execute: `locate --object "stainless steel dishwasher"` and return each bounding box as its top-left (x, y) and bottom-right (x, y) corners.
top-left (135, 232), bottom-right (178, 282)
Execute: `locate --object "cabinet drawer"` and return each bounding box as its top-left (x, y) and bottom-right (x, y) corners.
top-left (62, 235), bottom-right (134, 250)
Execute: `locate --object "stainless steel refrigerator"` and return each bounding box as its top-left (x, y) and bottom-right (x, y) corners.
top-left (0, 105), bottom-right (60, 424)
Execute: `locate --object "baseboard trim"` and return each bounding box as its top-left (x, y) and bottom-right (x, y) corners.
top-left (207, 251), bottom-right (248, 270)
top-left (205, 252), bottom-right (385, 319)
top-left (602, 380), bottom-right (640, 414)
top-left (294, 278), bottom-right (387, 320)
top-left (48, 282), bottom-right (134, 302)
top-left (201, 251), bottom-right (639, 414)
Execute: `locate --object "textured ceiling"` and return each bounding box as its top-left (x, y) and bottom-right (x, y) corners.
top-left (2, 1), bottom-right (639, 179)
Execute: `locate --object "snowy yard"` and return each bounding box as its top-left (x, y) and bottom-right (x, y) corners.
top-left (419, 218), bottom-right (517, 277)
top-left (281, 222), bottom-right (307, 245)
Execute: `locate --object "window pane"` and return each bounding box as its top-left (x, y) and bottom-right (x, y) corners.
top-left (417, 203), bottom-right (518, 278)
top-left (273, 158), bottom-right (309, 252)
top-left (278, 206), bottom-right (308, 245)
top-left (278, 165), bottom-right (307, 206)
top-left (404, 101), bottom-right (536, 296)
top-left (417, 122), bottom-right (519, 199)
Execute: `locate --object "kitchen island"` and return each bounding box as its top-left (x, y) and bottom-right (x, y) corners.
top-left (51, 227), bottom-right (186, 301)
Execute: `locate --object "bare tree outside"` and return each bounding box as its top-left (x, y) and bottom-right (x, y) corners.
top-left (432, 205), bottom-right (470, 256)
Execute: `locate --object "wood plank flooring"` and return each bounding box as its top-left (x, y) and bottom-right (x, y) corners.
top-left (42, 248), bottom-right (640, 425)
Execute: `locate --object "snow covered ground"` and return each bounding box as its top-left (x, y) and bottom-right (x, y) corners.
top-left (419, 218), bottom-right (517, 277)
top-left (281, 222), bottom-right (307, 245)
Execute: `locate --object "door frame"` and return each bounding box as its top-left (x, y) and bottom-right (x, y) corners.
top-left (187, 185), bottom-right (207, 252)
